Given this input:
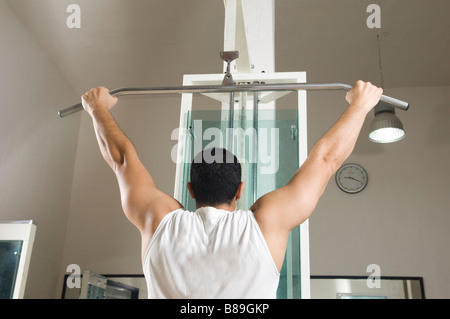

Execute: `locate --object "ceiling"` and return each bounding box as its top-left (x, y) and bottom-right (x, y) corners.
top-left (7, 0), bottom-right (450, 97)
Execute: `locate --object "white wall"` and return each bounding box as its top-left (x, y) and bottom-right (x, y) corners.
top-left (0, 0), bottom-right (80, 298)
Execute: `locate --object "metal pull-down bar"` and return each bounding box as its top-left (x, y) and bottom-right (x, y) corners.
top-left (58, 82), bottom-right (409, 118)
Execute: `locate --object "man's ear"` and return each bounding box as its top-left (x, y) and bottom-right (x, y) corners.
top-left (187, 182), bottom-right (196, 199)
top-left (235, 182), bottom-right (245, 200)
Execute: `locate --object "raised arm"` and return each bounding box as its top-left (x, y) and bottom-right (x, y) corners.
top-left (252, 81), bottom-right (383, 270)
top-left (81, 87), bottom-right (183, 258)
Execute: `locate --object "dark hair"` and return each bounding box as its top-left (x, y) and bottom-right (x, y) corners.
top-left (190, 147), bottom-right (241, 205)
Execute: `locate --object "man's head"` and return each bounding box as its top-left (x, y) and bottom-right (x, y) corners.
top-left (188, 147), bottom-right (243, 207)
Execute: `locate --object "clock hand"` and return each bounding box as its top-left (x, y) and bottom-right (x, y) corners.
top-left (345, 176), bottom-right (363, 184)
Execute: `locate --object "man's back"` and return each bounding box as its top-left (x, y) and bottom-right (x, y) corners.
top-left (143, 207), bottom-right (280, 298)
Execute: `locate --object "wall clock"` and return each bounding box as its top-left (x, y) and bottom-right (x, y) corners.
top-left (335, 163), bottom-right (368, 194)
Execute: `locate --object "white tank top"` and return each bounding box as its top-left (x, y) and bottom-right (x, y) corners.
top-left (143, 207), bottom-right (280, 299)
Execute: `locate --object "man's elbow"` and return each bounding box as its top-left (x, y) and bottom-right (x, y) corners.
top-left (313, 141), bottom-right (343, 176)
top-left (322, 153), bottom-right (343, 176)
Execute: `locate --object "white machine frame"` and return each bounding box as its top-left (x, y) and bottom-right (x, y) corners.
top-left (173, 71), bottom-right (311, 298)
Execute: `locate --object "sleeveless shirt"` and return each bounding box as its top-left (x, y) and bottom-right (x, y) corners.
top-left (143, 206), bottom-right (280, 298)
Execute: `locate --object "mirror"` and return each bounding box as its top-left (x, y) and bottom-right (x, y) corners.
top-left (62, 273), bottom-right (424, 299)
top-left (62, 272), bottom-right (147, 299)
top-left (310, 276), bottom-right (425, 299)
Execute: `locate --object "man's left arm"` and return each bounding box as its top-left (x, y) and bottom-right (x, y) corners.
top-left (251, 81), bottom-right (382, 270)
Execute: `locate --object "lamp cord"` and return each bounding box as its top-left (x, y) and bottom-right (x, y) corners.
top-left (377, 33), bottom-right (385, 89)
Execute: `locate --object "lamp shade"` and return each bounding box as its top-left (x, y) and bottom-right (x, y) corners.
top-left (369, 111), bottom-right (406, 143)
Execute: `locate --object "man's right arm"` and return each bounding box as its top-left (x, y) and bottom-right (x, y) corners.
top-left (82, 87), bottom-right (183, 260)
top-left (252, 81), bottom-right (383, 270)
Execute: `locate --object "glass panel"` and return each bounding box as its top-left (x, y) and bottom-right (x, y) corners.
top-left (0, 240), bottom-right (23, 299)
top-left (181, 104), bottom-right (302, 298)
top-left (105, 280), bottom-right (139, 299)
top-left (86, 282), bottom-right (106, 299)
top-left (63, 273), bottom-right (142, 299)
top-left (80, 271), bottom-right (107, 299)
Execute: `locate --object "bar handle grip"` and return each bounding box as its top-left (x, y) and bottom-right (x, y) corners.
top-left (338, 84), bottom-right (409, 111)
top-left (58, 102), bottom-right (83, 118)
top-left (379, 94), bottom-right (409, 111)
top-left (58, 88), bottom-right (123, 118)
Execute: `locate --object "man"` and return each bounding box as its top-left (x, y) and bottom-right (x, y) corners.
top-left (81, 80), bottom-right (382, 298)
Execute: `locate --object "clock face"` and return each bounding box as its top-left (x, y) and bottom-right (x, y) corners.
top-left (335, 163), bottom-right (368, 194)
